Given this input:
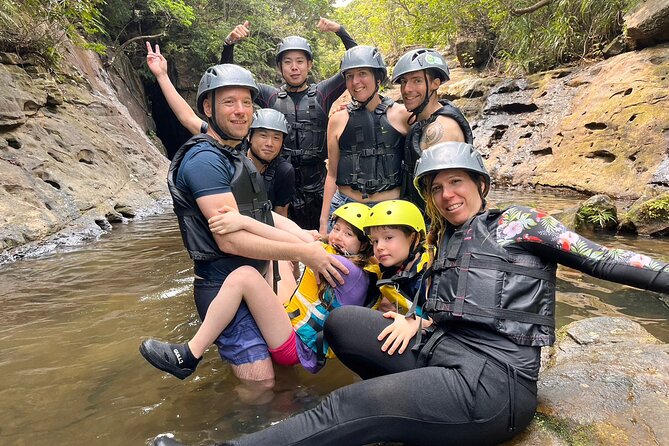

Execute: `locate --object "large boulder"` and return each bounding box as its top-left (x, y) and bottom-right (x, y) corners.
top-left (618, 192), bottom-right (669, 236)
top-left (575, 194), bottom-right (619, 232)
top-left (504, 317), bottom-right (669, 446)
top-left (625, 0), bottom-right (669, 47)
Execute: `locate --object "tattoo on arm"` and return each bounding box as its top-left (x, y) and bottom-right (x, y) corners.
top-left (420, 122), bottom-right (444, 151)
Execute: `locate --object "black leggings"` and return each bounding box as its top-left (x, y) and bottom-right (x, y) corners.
top-left (221, 306), bottom-right (537, 446)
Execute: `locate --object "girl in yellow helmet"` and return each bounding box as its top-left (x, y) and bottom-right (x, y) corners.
top-left (140, 203), bottom-right (373, 377)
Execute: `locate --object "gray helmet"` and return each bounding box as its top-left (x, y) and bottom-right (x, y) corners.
top-left (276, 36), bottom-right (313, 64)
top-left (250, 108), bottom-right (289, 135)
top-left (413, 142), bottom-right (490, 199)
top-left (340, 46), bottom-right (387, 81)
top-left (391, 48), bottom-right (450, 84)
top-left (196, 64), bottom-right (259, 114)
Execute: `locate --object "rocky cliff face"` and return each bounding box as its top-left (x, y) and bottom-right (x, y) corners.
top-left (445, 43), bottom-right (669, 201)
top-left (0, 42), bottom-right (169, 261)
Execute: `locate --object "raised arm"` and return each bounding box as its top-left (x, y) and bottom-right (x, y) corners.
top-left (315, 18), bottom-right (358, 111)
top-left (219, 21), bottom-right (250, 63)
top-left (146, 42), bottom-right (203, 135)
top-left (317, 17), bottom-right (357, 50)
top-left (498, 206), bottom-right (669, 294)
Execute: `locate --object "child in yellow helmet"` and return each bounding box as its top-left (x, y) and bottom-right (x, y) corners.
top-left (140, 202), bottom-right (373, 377)
top-left (363, 200), bottom-right (431, 316)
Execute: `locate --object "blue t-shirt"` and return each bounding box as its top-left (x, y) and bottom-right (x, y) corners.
top-left (176, 142), bottom-right (266, 281)
top-left (176, 143), bottom-right (235, 198)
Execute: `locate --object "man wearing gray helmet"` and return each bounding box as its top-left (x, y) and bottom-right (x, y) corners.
top-left (221, 18), bottom-right (358, 230)
top-left (140, 63), bottom-right (349, 388)
top-left (391, 48), bottom-right (474, 209)
top-left (246, 109), bottom-right (295, 218)
top-left (146, 43), bottom-right (295, 217)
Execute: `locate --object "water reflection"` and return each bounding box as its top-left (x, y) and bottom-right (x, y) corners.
top-left (0, 191), bottom-right (667, 445)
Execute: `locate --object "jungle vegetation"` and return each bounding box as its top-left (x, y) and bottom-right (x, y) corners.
top-left (0, 0), bottom-right (643, 82)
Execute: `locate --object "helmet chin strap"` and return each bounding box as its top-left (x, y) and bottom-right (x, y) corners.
top-left (209, 90), bottom-right (244, 143)
top-left (407, 71), bottom-right (434, 125)
top-left (248, 145), bottom-right (273, 168)
top-left (349, 81), bottom-right (380, 111)
top-left (281, 66), bottom-right (308, 92)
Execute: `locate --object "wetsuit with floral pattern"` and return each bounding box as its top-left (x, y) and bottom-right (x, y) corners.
top-left (217, 206), bottom-right (668, 446)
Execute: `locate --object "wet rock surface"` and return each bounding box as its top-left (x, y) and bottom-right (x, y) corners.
top-left (504, 317), bottom-right (669, 446)
top-left (0, 42), bottom-right (169, 262)
top-left (618, 192), bottom-right (669, 236)
top-left (444, 44), bottom-right (669, 202)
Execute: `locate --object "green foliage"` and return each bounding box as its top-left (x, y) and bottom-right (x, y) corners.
top-left (576, 204), bottom-right (617, 229)
top-left (0, 0), bottom-right (642, 82)
top-left (637, 195), bottom-right (669, 221)
top-left (331, 0), bottom-right (641, 74)
top-left (0, 0), bottom-right (106, 65)
top-left (148, 0), bottom-right (195, 27)
top-left (495, 0), bottom-right (642, 72)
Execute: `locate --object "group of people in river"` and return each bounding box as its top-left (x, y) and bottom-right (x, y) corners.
top-left (138, 17), bottom-right (669, 446)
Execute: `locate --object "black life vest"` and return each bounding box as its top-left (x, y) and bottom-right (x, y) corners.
top-left (271, 84), bottom-right (328, 168)
top-left (425, 210), bottom-right (557, 347)
top-left (401, 101), bottom-right (473, 208)
top-left (168, 134), bottom-right (274, 261)
top-left (242, 139), bottom-right (291, 207)
top-left (336, 96), bottom-right (405, 197)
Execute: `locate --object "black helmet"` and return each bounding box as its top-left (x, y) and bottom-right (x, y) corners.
top-left (276, 36), bottom-right (313, 64)
top-left (340, 46), bottom-right (387, 82)
top-left (413, 142), bottom-right (490, 199)
top-left (196, 64), bottom-right (259, 114)
top-left (250, 108), bottom-right (289, 135)
top-left (391, 48), bottom-right (450, 84)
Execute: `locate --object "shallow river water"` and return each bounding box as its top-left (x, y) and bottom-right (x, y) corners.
top-left (1, 190), bottom-right (667, 445)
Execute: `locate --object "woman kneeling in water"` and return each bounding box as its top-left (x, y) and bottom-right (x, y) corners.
top-left (140, 202), bottom-right (373, 377)
top-left (154, 142), bottom-right (668, 446)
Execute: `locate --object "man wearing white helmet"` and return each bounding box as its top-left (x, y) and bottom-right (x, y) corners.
top-left (145, 44), bottom-right (295, 217)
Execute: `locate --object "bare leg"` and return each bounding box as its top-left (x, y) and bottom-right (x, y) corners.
top-left (277, 260), bottom-right (297, 304)
top-left (188, 266), bottom-right (294, 357)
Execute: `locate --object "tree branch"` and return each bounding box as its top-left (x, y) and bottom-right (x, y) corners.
top-left (511, 0), bottom-right (554, 16)
top-left (107, 32), bottom-right (166, 66)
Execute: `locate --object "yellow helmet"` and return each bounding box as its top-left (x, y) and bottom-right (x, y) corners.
top-left (331, 202), bottom-right (371, 233)
top-left (364, 200), bottom-right (426, 234)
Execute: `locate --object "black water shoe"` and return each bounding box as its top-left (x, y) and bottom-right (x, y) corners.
top-left (139, 339), bottom-right (200, 380)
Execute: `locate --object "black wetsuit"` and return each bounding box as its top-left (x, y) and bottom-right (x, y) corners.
top-left (217, 206), bottom-right (669, 445)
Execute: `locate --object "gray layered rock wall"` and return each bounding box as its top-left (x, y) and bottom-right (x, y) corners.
top-left (0, 42), bottom-right (169, 261)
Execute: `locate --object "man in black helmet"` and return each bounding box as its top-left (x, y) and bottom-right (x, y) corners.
top-left (391, 48), bottom-right (474, 208)
top-left (221, 18), bottom-right (357, 230)
top-left (140, 63), bottom-right (348, 388)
